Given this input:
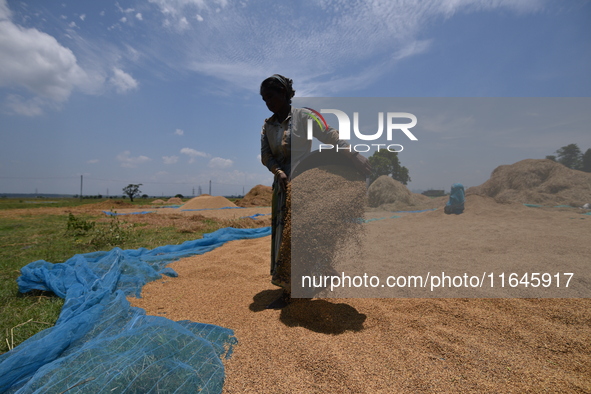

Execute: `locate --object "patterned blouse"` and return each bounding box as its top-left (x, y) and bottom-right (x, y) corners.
top-left (260, 106), bottom-right (349, 178)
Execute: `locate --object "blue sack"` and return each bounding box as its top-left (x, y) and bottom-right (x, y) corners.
top-left (444, 183), bottom-right (465, 214)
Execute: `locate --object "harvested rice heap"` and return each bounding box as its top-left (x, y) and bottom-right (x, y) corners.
top-left (367, 175), bottom-right (431, 210)
top-left (236, 185), bottom-right (272, 207)
top-left (179, 195), bottom-right (237, 210)
top-left (467, 159), bottom-right (591, 206)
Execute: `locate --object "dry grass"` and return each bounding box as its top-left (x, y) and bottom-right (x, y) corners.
top-left (467, 159), bottom-right (591, 206)
top-left (236, 185), bottom-right (273, 207)
top-left (120, 212), bottom-right (271, 233)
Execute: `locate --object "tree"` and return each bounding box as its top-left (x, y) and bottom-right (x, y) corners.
top-left (368, 150), bottom-right (411, 185)
top-left (175, 194), bottom-right (184, 199)
top-left (582, 148), bottom-right (591, 173)
top-left (122, 184), bottom-right (142, 202)
top-left (555, 144), bottom-right (582, 170)
top-left (545, 155), bottom-right (556, 161)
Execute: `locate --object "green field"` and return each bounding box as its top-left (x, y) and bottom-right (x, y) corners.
top-left (0, 198), bottom-right (252, 354)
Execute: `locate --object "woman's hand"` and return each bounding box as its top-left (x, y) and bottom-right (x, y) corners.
top-left (277, 170), bottom-right (289, 192)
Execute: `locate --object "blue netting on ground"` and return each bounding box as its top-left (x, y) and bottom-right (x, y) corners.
top-left (103, 210), bottom-right (156, 216)
top-left (0, 226), bottom-right (271, 394)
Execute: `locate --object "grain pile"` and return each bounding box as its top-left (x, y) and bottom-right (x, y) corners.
top-left (151, 199), bottom-right (166, 204)
top-left (290, 165), bottom-right (367, 297)
top-left (166, 197), bottom-right (183, 205)
top-left (236, 185), bottom-right (272, 207)
top-left (467, 159), bottom-right (591, 206)
top-left (368, 175), bottom-right (432, 210)
top-left (178, 195), bottom-right (238, 210)
top-left (130, 195), bottom-right (591, 392)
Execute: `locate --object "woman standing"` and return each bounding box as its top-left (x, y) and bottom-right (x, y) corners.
top-left (259, 74), bottom-right (370, 308)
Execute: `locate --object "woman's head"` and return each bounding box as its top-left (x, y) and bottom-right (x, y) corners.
top-left (260, 74), bottom-right (295, 115)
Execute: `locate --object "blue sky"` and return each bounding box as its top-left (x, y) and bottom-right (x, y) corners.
top-left (1, 0), bottom-right (590, 197)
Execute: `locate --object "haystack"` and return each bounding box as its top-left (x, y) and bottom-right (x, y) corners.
top-left (236, 185), bottom-right (272, 207)
top-left (166, 197), bottom-right (183, 205)
top-left (467, 159), bottom-right (591, 206)
top-left (151, 199), bottom-right (166, 204)
top-left (179, 195), bottom-right (237, 210)
top-left (368, 176), bottom-right (412, 208)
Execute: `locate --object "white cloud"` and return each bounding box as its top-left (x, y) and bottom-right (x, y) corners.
top-left (110, 67), bottom-right (138, 93)
top-left (174, 128), bottom-right (184, 136)
top-left (120, 17), bottom-right (127, 23)
top-left (117, 150), bottom-right (151, 168)
top-left (145, 0), bottom-right (545, 96)
top-left (0, 13), bottom-right (89, 102)
top-left (136, 13), bottom-right (143, 20)
top-left (180, 147), bottom-right (209, 163)
top-left (0, 0), bottom-right (10, 19)
top-left (208, 157), bottom-right (233, 169)
top-left (87, 159), bottom-right (99, 164)
top-left (0, 0), bottom-right (105, 114)
top-left (162, 155), bottom-right (179, 164)
top-left (116, 3), bottom-right (135, 13)
top-left (68, 21), bottom-right (77, 28)
top-left (178, 16), bottom-right (189, 29)
top-left (79, 14), bottom-right (86, 21)
top-left (148, 0), bottom-right (227, 30)
top-left (4, 94), bottom-right (46, 116)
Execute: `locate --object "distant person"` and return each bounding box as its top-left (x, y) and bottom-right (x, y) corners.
top-left (259, 74), bottom-right (370, 308)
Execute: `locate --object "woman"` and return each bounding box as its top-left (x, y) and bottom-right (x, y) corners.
top-left (260, 74), bottom-right (370, 308)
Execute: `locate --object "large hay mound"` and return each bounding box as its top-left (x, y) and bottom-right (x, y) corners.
top-left (467, 159), bottom-right (591, 206)
top-left (166, 197), bottom-right (183, 204)
top-left (236, 185), bottom-right (272, 207)
top-left (368, 176), bottom-right (412, 207)
top-left (151, 199), bottom-right (166, 204)
top-left (179, 195), bottom-right (238, 210)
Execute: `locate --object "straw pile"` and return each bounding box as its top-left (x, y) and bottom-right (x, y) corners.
top-left (236, 185), bottom-right (272, 207)
top-left (166, 197), bottom-right (183, 204)
top-left (368, 176), bottom-right (412, 207)
top-left (467, 159), bottom-right (591, 206)
top-left (368, 175), bottom-right (431, 209)
top-left (179, 195), bottom-right (238, 210)
top-left (151, 199), bottom-right (166, 204)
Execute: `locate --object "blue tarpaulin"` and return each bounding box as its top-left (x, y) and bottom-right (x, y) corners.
top-left (0, 226), bottom-right (271, 393)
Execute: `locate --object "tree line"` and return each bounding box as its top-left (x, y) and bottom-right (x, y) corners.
top-left (546, 144), bottom-right (591, 172)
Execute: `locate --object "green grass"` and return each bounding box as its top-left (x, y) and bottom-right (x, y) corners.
top-left (0, 198), bottom-right (231, 355)
top-left (0, 197), bottom-right (156, 210)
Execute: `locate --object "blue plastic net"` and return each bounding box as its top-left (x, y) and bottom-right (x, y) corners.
top-left (0, 226), bottom-right (271, 393)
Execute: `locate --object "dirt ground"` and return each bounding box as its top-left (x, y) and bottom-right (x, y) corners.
top-left (129, 196), bottom-right (591, 393)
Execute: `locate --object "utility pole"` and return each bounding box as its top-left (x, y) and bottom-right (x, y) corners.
top-left (80, 175), bottom-right (83, 201)
top-left (209, 180), bottom-right (211, 195)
